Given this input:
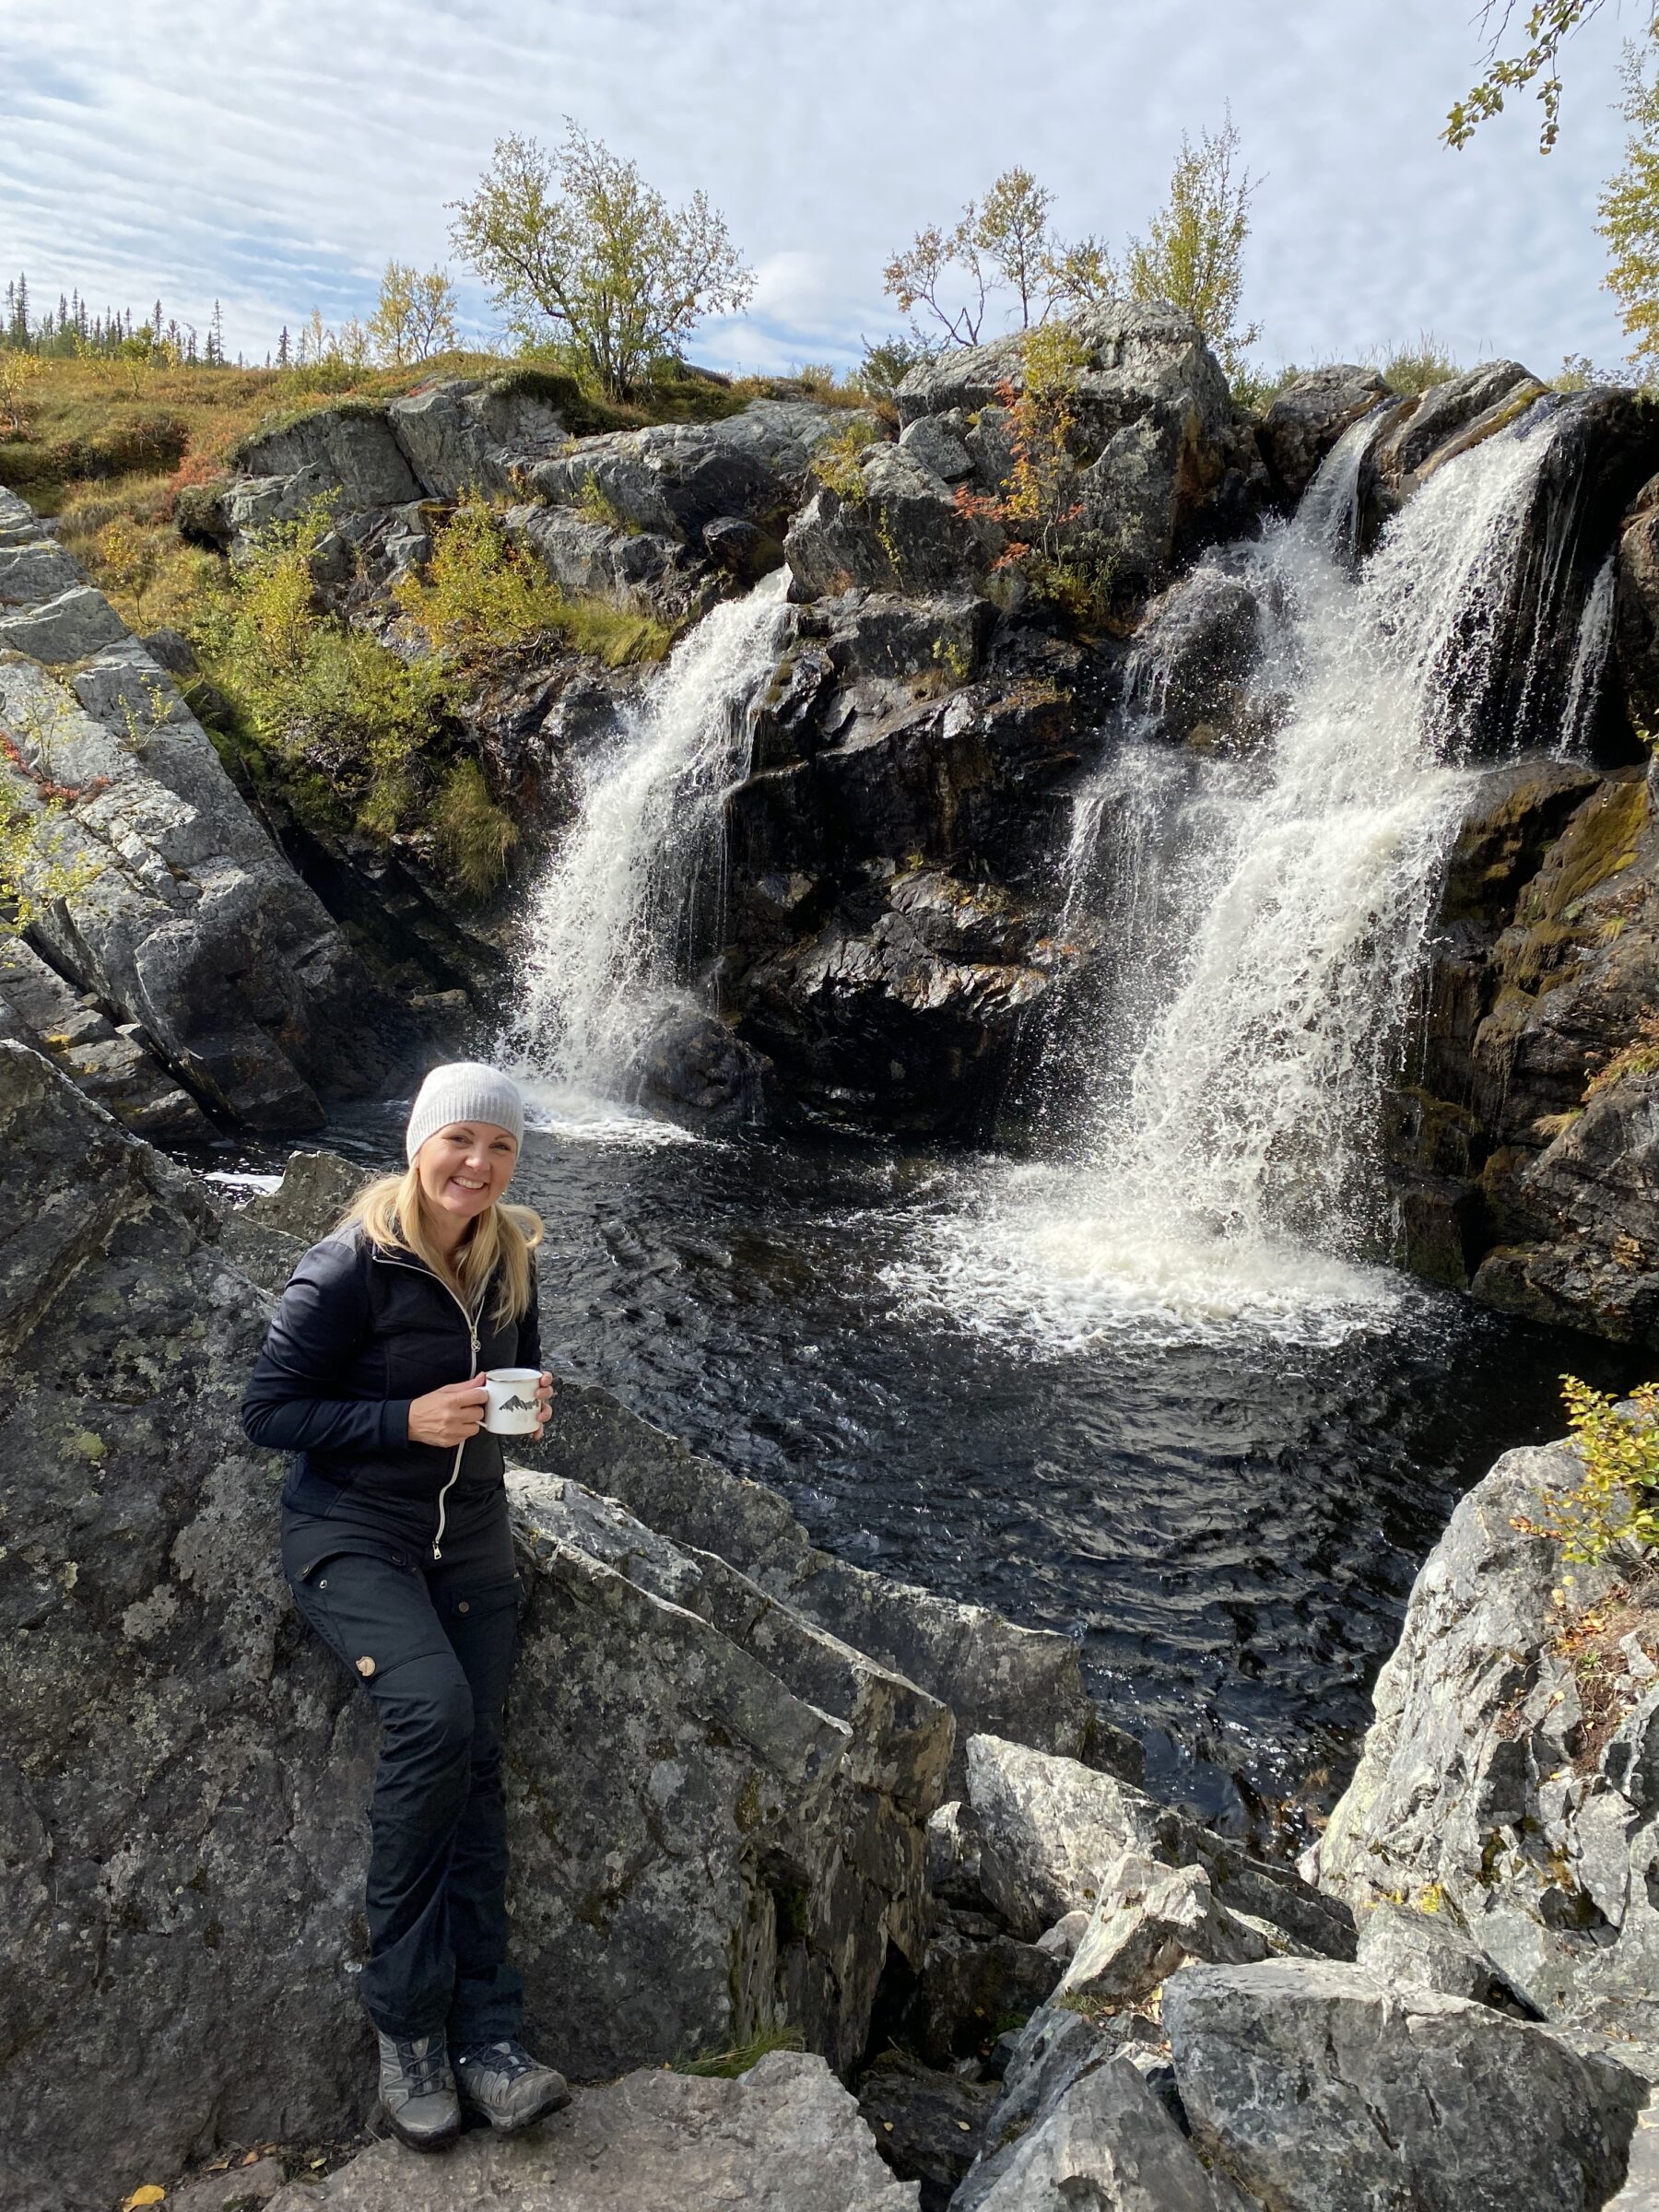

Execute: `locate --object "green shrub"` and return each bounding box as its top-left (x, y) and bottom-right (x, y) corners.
top-left (1514, 1376), bottom-right (1659, 1565)
top-left (193, 500), bottom-right (452, 836)
top-left (1380, 336), bottom-right (1460, 396)
top-left (432, 758), bottom-right (517, 896)
top-left (395, 497), bottom-right (673, 666)
top-left (811, 417), bottom-right (879, 501)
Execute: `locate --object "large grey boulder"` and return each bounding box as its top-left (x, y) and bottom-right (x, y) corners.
top-left (1054, 1855), bottom-right (1273, 2015)
top-left (528, 400), bottom-right (865, 547)
top-left (1356, 1900), bottom-right (1542, 2017)
top-left (265, 2050), bottom-right (918, 2211)
top-left (1255, 364), bottom-right (1393, 505)
top-left (0, 1050), bottom-right (946, 2209)
top-left (895, 304), bottom-right (1227, 437)
top-left (889, 303), bottom-right (1233, 593)
top-left (233, 404), bottom-right (421, 509)
top-left (1164, 1959), bottom-right (1648, 2212)
top-left (0, 512), bottom-right (407, 1130)
top-left (0, 580), bottom-right (129, 660)
top-left (502, 1470), bottom-right (949, 2083)
top-left (1318, 1442), bottom-right (1659, 2035)
top-left (386, 373), bottom-right (571, 500)
top-left (0, 533), bottom-right (81, 604)
top-left (963, 1734), bottom-right (1352, 1958)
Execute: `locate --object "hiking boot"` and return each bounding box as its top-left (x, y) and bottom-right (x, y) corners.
top-left (453, 2038), bottom-right (571, 2133)
top-left (376, 2030), bottom-right (460, 2151)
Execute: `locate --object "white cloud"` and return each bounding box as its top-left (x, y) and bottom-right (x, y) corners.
top-left (0, 0), bottom-right (1633, 376)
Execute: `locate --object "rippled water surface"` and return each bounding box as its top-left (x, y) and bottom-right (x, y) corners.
top-left (300, 1099), bottom-right (1631, 1830)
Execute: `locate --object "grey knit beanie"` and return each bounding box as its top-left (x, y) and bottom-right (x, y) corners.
top-left (405, 1062), bottom-right (526, 1164)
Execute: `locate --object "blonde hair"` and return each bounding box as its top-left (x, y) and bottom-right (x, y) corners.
top-left (340, 1166), bottom-right (543, 1323)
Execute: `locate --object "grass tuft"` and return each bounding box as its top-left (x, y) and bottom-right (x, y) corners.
top-left (671, 2025), bottom-right (806, 2078)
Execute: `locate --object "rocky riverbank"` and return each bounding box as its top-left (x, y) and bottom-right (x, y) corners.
top-left (3, 1040), bottom-right (1656, 2211)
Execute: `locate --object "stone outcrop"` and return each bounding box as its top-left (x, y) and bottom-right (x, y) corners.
top-left (1318, 1442), bottom-right (1659, 2043)
top-left (883, 302), bottom-right (1238, 594)
top-left (0, 932), bottom-right (211, 1141)
top-left (385, 374), bottom-right (572, 500)
top-left (265, 2050), bottom-right (919, 2212)
top-left (1617, 471), bottom-right (1659, 735)
top-left (528, 398), bottom-right (859, 551)
top-left (0, 488), bottom-right (413, 1133)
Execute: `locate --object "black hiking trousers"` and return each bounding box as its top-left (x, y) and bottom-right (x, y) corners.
top-left (280, 1500), bottom-right (524, 2047)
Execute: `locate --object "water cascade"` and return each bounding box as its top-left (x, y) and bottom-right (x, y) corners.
top-left (507, 573), bottom-right (789, 1123)
top-left (922, 406), bottom-right (1611, 1343)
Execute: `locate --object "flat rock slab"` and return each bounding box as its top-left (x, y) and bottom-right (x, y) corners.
top-left (265, 2053), bottom-right (917, 2211)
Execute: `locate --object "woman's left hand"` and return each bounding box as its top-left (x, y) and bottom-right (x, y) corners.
top-left (532, 1371), bottom-right (555, 1441)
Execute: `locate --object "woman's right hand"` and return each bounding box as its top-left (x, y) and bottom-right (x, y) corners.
top-left (407, 1375), bottom-right (489, 1447)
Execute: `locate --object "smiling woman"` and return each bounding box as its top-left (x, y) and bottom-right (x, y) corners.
top-left (239, 1061), bottom-right (568, 2153)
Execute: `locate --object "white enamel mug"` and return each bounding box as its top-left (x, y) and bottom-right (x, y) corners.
top-left (483, 1367), bottom-right (542, 1435)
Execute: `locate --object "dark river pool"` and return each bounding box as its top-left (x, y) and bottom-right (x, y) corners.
top-left (216, 1098), bottom-right (1633, 1841)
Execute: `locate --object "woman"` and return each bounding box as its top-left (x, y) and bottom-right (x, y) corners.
top-left (241, 1062), bottom-right (570, 2152)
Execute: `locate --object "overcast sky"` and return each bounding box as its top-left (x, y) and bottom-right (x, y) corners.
top-left (0, 0), bottom-right (1636, 380)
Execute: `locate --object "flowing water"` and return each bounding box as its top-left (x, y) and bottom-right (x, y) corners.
top-left (503, 572), bottom-right (789, 1126)
top-left (293, 406), bottom-right (1633, 1830)
top-left (919, 409), bottom-right (1588, 1346)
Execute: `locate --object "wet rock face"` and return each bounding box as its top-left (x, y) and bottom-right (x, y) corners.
top-left (732, 866), bottom-right (1091, 1138)
top-left (1385, 754), bottom-right (1659, 1340)
top-left (1255, 364), bottom-right (1393, 506)
top-left (0, 488), bottom-right (414, 1135)
top-left (1125, 563), bottom-right (1266, 747)
top-left (1318, 1443), bottom-right (1659, 2041)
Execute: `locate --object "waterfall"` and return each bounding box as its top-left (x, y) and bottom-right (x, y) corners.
top-left (507, 573), bottom-right (788, 1121)
top-left (912, 408), bottom-right (1591, 1345)
top-left (1561, 552), bottom-right (1617, 757)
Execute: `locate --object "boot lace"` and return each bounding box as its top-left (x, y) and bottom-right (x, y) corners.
top-left (394, 2036), bottom-right (450, 2099)
top-left (460, 2038), bottom-right (536, 2081)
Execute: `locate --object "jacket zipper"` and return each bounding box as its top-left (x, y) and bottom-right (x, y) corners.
top-left (375, 1253), bottom-right (481, 1561)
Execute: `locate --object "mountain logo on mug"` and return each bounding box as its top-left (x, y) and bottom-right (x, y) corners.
top-left (501, 1394), bottom-right (537, 1415)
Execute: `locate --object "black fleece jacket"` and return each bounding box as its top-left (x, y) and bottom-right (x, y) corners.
top-left (241, 1224), bottom-right (540, 1558)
